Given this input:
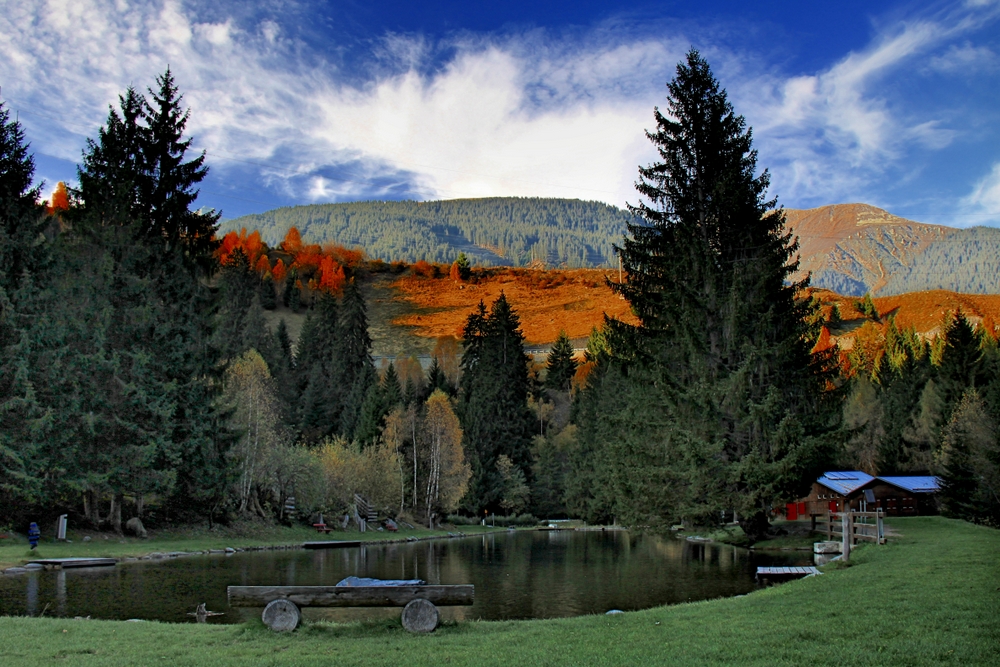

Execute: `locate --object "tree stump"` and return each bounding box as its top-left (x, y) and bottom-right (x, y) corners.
top-left (262, 599), bottom-right (301, 632)
top-left (401, 598), bottom-right (439, 633)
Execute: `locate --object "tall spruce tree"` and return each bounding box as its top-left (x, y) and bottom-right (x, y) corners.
top-left (594, 50), bottom-right (833, 540)
top-left (142, 68), bottom-right (219, 270)
top-left (0, 102), bottom-right (47, 292)
top-left (458, 294), bottom-right (535, 513)
top-left (295, 293), bottom-right (339, 440)
top-left (335, 280), bottom-right (375, 439)
top-left (73, 73), bottom-right (233, 522)
top-left (0, 105), bottom-right (46, 509)
top-left (937, 311), bottom-right (984, 414)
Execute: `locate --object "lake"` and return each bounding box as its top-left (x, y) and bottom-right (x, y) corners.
top-left (0, 530), bottom-right (809, 623)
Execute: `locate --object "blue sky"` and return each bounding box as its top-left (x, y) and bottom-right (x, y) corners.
top-left (1, 1), bottom-right (999, 226)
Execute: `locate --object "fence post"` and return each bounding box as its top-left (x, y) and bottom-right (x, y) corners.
top-left (827, 512), bottom-right (832, 541)
top-left (877, 511), bottom-right (884, 544)
top-left (842, 513), bottom-right (852, 562)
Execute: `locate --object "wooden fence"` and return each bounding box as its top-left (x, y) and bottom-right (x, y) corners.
top-left (812, 511), bottom-right (885, 545)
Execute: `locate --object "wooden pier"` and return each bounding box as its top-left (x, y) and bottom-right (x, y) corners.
top-left (302, 540), bottom-right (361, 550)
top-left (28, 557), bottom-right (116, 569)
top-left (756, 566), bottom-right (821, 581)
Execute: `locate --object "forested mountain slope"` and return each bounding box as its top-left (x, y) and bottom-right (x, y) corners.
top-left (224, 199), bottom-right (1000, 295)
top-left (221, 198), bottom-right (633, 268)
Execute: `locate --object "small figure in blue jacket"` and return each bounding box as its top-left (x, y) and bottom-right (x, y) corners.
top-left (28, 522), bottom-right (40, 550)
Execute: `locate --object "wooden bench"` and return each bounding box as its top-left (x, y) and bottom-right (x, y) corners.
top-left (311, 523), bottom-right (332, 533)
top-left (227, 584), bottom-right (475, 633)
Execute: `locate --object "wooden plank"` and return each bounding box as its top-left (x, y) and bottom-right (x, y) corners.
top-left (756, 567), bottom-right (820, 577)
top-left (228, 585), bottom-right (475, 608)
top-left (28, 558), bottom-right (116, 568)
top-left (302, 540), bottom-right (361, 550)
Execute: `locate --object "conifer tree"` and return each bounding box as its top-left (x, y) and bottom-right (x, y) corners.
top-left (73, 74), bottom-right (233, 522)
top-left (216, 248), bottom-right (258, 359)
top-left (355, 363), bottom-right (403, 447)
top-left (335, 280), bottom-right (374, 438)
top-left (545, 330), bottom-right (577, 391)
top-left (142, 68), bottom-right (219, 270)
top-left (276, 319), bottom-right (293, 369)
top-left (426, 357), bottom-right (453, 398)
top-left (458, 294), bottom-right (535, 513)
top-left (590, 50), bottom-right (834, 540)
top-left (0, 102), bottom-right (47, 292)
top-left (939, 389), bottom-right (999, 524)
top-left (937, 311), bottom-right (984, 414)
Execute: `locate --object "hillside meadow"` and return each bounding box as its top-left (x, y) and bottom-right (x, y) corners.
top-left (265, 265), bottom-right (1000, 359)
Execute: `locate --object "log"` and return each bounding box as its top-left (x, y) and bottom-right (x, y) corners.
top-left (261, 599), bottom-right (301, 632)
top-left (228, 585), bottom-right (474, 608)
top-left (401, 598), bottom-right (439, 633)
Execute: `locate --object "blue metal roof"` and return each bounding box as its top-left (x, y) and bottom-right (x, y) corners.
top-left (876, 476), bottom-right (941, 494)
top-left (816, 471), bottom-right (875, 495)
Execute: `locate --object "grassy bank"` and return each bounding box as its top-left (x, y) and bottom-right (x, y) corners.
top-left (0, 522), bottom-right (504, 571)
top-left (1, 517), bottom-right (997, 666)
top-left (702, 520), bottom-right (818, 550)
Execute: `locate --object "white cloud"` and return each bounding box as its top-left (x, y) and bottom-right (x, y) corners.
top-left (737, 21), bottom-right (946, 205)
top-left (0, 0), bottom-right (996, 216)
top-left (964, 162), bottom-right (1000, 222)
top-left (927, 42), bottom-right (997, 72)
top-left (0, 0), bottom-right (670, 206)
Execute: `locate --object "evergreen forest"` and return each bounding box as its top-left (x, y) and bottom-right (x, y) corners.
top-left (2, 55), bottom-right (999, 541)
top-left (222, 197), bottom-right (635, 269)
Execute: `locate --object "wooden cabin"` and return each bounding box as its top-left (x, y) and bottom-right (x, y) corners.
top-left (787, 472), bottom-right (940, 519)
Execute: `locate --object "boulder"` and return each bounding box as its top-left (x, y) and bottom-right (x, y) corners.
top-left (125, 517), bottom-right (147, 539)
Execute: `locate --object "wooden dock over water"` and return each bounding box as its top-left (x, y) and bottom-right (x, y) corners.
top-left (756, 566), bottom-right (821, 581)
top-left (302, 540), bottom-right (361, 550)
top-left (28, 557), bottom-right (116, 569)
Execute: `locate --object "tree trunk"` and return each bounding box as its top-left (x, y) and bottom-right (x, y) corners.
top-left (84, 489), bottom-right (103, 527)
top-left (111, 493), bottom-right (124, 535)
top-left (136, 494), bottom-right (145, 519)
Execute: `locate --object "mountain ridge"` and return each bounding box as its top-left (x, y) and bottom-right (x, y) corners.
top-left (223, 199), bottom-right (1000, 296)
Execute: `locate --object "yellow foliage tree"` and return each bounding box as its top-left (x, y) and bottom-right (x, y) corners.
top-left (420, 390), bottom-right (470, 526)
top-left (314, 436), bottom-right (400, 517)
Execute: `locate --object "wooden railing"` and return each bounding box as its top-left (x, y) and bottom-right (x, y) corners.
top-left (814, 511), bottom-right (885, 544)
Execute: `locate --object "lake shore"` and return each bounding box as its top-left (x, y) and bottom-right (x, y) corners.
top-left (0, 523), bottom-right (508, 572)
top-left (0, 516), bottom-right (996, 666)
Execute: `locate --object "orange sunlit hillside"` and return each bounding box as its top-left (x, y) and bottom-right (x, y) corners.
top-left (389, 268), bottom-right (637, 344)
top-left (807, 288), bottom-right (1000, 336)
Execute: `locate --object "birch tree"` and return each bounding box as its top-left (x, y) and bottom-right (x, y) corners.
top-left (224, 349), bottom-right (284, 515)
top-left (420, 390), bottom-right (469, 526)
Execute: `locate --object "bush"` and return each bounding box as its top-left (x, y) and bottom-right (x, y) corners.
top-left (491, 513), bottom-right (537, 527)
top-left (445, 514), bottom-right (480, 526)
top-left (412, 260), bottom-right (437, 278)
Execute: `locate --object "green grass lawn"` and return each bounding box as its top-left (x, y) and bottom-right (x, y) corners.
top-left (1, 517), bottom-right (997, 666)
top-left (0, 523), bottom-right (504, 571)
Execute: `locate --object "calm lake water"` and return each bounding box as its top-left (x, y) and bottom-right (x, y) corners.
top-left (0, 530), bottom-right (808, 623)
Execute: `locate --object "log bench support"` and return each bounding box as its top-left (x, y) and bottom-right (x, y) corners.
top-left (227, 585), bottom-right (475, 634)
